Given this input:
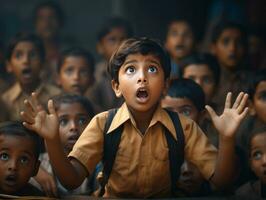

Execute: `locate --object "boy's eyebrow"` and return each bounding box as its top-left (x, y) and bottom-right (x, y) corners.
top-left (0, 147), bottom-right (10, 151)
top-left (21, 150), bottom-right (35, 158)
top-left (123, 59), bottom-right (161, 66)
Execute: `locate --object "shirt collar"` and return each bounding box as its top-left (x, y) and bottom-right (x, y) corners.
top-left (8, 82), bottom-right (45, 102)
top-left (107, 103), bottom-right (177, 140)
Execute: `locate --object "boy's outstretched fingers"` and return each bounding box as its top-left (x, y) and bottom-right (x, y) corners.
top-left (205, 105), bottom-right (217, 120)
top-left (224, 92), bottom-right (232, 109)
top-left (20, 111), bottom-right (35, 124)
top-left (232, 92), bottom-right (244, 109)
top-left (47, 99), bottom-right (56, 115)
top-left (236, 93), bottom-right (249, 114)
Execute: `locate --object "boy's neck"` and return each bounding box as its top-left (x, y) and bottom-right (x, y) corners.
top-left (43, 38), bottom-right (60, 58)
top-left (20, 79), bottom-right (41, 95)
top-left (128, 104), bottom-right (159, 135)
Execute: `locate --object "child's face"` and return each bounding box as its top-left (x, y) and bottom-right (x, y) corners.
top-left (212, 28), bottom-right (245, 70)
top-left (161, 96), bottom-right (200, 122)
top-left (112, 53), bottom-right (167, 114)
top-left (183, 64), bottom-right (215, 103)
top-left (98, 27), bottom-right (127, 60)
top-left (58, 56), bottom-right (93, 95)
top-left (252, 81), bottom-right (266, 123)
top-left (35, 7), bottom-right (60, 40)
top-left (57, 102), bottom-right (90, 154)
top-left (7, 41), bottom-right (42, 87)
top-left (165, 21), bottom-right (194, 61)
top-left (250, 133), bottom-right (266, 184)
top-left (178, 161), bottom-right (205, 195)
top-left (0, 135), bottom-right (39, 194)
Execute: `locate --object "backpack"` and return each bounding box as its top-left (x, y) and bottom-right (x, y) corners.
top-left (99, 108), bottom-right (184, 196)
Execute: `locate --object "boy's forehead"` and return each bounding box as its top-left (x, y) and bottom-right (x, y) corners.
top-left (57, 102), bottom-right (89, 115)
top-left (14, 41), bottom-right (38, 51)
top-left (256, 81), bottom-right (266, 93)
top-left (0, 134), bottom-right (36, 151)
top-left (219, 28), bottom-right (242, 38)
top-left (169, 21), bottom-right (192, 32)
top-left (124, 53), bottom-right (161, 63)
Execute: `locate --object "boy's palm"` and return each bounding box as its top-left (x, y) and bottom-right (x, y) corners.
top-left (21, 93), bottom-right (59, 140)
top-left (206, 92), bottom-right (249, 138)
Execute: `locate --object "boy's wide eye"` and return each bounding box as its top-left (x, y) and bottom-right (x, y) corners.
top-left (78, 117), bottom-right (88, 126)
top-left (258, 91), bottom-right (266, 102)
top-left (0, 153), bottom-right (9, 161)
top-left (148, 66), bottom-right (157, 73)
top-left (20, 156), bottom-right (29, 165)
top-left (59, 118), bottom-right (68, 126)
top-left (125, 66), bottom-right (135, 74)
top-left (14, 51), bottom-right (23, 59)
top-left (252, 151), bottom-right (262, 160)
top-left (180, 108), bottom-right (191, 117)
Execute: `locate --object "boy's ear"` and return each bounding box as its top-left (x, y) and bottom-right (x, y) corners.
top-left (96, 42), bottom-right (104, 55)
top-left (210, 43), bottom-right (217, 55)
top-left (56, 73), bottom-right (62, 87)
top-left (32, 160), bottom-right (40, 177)
top-left (111, 80), bottom-right (122, 98)
top-left (248, 99), bottom-right (256, 116)
top-left (162, 78), bottom-right (170, 97)
top-left (6, 61), bottom-right (13, 73)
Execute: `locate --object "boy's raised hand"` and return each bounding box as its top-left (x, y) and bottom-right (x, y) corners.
top-left (205, 92), bottom-right (249, 138)
top-left (21, 93), bottom-right (59, 140)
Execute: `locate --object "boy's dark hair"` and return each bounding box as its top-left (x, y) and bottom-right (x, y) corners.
top-left (52, 94), bottom-right (95, 119)
top-left (108, 37), bottom-right (171, 83)
top-left (165, 18), bottom-right (195, 41)
top-left (57, 47), bottom-right (95, 75)
top-left (248, 68), bottom-right (266, 100)
top-left (211, 20), bottom-right (248, 45)
top-left (247, 125), bottom-right (266, 157)
top-left (33, 0), bottom-right (64, 26)
top-left (167, 78), bottom-right (205, 112)
top-left (97, 17), bottom-right (133, 42)
top-left (0, 121), bottom-right (40, 159)
top-left (180, 53), bottom-right (220, 85)
top-left (6, 32), bottom-right (45, 62)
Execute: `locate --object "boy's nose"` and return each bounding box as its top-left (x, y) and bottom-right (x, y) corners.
top-left (8, 160), bottom-right (18, 171)
top-left (262, 155), bottom-right (266, 166)
top-left (23, 54), bottom-right (30, 64)
top-left (137, 71), bottom-right (147, 84)
top-left (69, 120), bottom-right (78, 131)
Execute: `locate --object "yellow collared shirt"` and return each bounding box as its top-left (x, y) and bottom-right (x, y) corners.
top-left (69, 103), bottom-right (217, 198)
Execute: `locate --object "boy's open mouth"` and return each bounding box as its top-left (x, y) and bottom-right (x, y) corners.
top-left (5, 174), bottom-right (17, 186)
top-left (21, 68), bottom-right (32, 78)
top-left (136, 88), bottom-right (149, 102)
top-left (175, 45), bottom-right (185, 52)
top-left (68, 133), bottom-right (79, 142)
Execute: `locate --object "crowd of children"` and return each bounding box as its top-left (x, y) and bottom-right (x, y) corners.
top-left (0, 1), bottom-right (265, 199)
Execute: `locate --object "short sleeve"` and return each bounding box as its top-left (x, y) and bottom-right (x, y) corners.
top-left (68, 111), bottom-right (108, 175)
top-left (180, 115), bottom-right (218, 180)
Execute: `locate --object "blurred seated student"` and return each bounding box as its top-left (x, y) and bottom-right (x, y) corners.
top-left (161, 78), bottom-right (219, 147)
top-left (30, 94), bottom-right (96, 197)
top-left (180, 53), bottom-right (220, 106)
top-left (211, 20), bottom-right (248, 109)
top-left (56, 47), bottom-right (95, 96)
top-left (86, 17), bottom-right (133, 112)
top-left (235, 125), bottom-right (266, 199)
top-left (164, 19), bottom-right (196, 79)
top-left (33, 1), bottom-right (74, 83)
top-left (1, 32), bottom-right (61, 121)
top-left (161, 78), bottom-right (217, 197)
top-left (0, 121), bottom-right (43, 196)
top-left (236, 69), bottom-right (266, 185)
